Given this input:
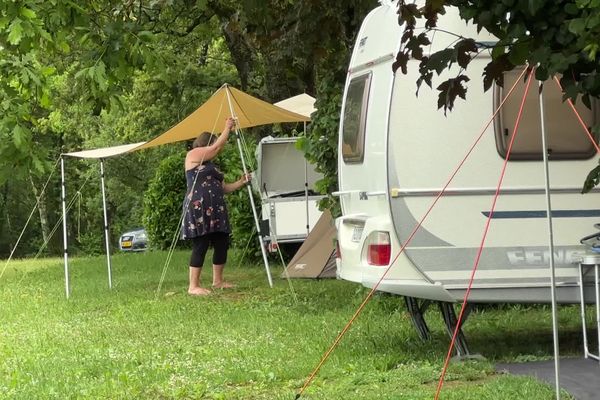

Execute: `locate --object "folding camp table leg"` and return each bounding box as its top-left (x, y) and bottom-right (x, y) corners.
top-left (578, 254), bottom-right (600, 363)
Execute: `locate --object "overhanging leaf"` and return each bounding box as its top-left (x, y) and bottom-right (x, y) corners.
top-left (20, 7), bottom-right (36, 19)
top-left (582, 161), bottom-right (600, 193)
top-left (436, 75), bottom-right (470, 113)
top-left (7, 18), bottom-right (24, 45)
top-left (455, 39), bottom-right (478, 68)
top-left (427, 48), bottom-right (454, 75)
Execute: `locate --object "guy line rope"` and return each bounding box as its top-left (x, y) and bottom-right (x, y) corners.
top-left (437, 71), bottom-right (600, 400)
top-left (0, 157), bottom-right (61, 281)
top-left (434, 67), bottom-right (536, 399)
top-left (295, 66), bottom-right (530, 399)
top-left (18, 174), bottom-right (94, 286)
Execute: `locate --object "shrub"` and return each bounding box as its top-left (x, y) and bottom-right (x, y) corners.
top-left (296, 73), bottom-right (342, 217)
top-left (142, 154), bottom-right (187, 250)
top-left (76, 231), bottom-right (105, 256)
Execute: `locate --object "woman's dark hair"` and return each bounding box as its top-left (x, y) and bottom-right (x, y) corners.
top-left (192, 132), bottom-right (218, 148)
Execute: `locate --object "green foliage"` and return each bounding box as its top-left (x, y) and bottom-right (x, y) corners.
top-left (75, 231), bottom-right (104, 256)
top-left (582, 162), bottom-right (600, 193)
top-left (241, 0), bottom-right (377, 217)
top-left (395, 0), bottom-right (600, 111)
top-left (143, 154), bottom-right (187, 250)
top-left (298, 76), bottom-right (344, 217)
top-left (229, 1), bottom-right (376, 220)
top-left (0, 1), bottom-right (238, 258)
top-left (0, 0), bottom-right (376, 258)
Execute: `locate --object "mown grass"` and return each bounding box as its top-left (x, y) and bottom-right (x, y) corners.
top-left (0, 250), bottom-right (583, 399)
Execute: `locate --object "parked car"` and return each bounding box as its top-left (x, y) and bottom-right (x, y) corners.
top-left (119, 228), bottom-right (148, 251)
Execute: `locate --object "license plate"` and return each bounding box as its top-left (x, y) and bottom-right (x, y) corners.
top-left (351, 227), bottom-right (363, 242)
top-left (122, 241), bottom-right (132, 247)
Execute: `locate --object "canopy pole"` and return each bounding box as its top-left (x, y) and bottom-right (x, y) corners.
top-left (60, 156), bottom-right (70, 299)
top-left (538, 79), bottom-right (561, 399)
top-left (100, 159), bottom-right (113, 289)
top-left (225, 86), bottom-right (274, 287)
top-left (304, 121), bottom-right (310, 237)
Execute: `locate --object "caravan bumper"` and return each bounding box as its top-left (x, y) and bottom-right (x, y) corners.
top-left (362, 278), bottom-right (455, 302)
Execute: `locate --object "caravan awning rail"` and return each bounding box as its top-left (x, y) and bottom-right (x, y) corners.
top-left (390, 186), bottom-right (600, 198)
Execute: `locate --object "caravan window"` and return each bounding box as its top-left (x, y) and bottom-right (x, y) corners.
top-left (494, 68), bottom-right (599, 160)
top-left (342, 73), bottom-right (371, 163)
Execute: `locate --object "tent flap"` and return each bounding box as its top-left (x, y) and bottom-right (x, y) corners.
top-left (282, 209), bottom-right (336, 279)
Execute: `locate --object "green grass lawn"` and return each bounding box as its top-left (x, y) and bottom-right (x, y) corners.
top-left (0, 250), bottom-right (583, 399)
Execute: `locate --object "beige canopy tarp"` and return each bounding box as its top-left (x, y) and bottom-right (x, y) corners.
top-left (274, 93), bottom-right (316, 118)
top-left (65, 142), bottom-right (146, 159)
top-left (65, 84), bottom-right (310, 159)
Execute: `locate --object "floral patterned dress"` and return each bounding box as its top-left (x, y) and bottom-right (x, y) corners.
top-left (181, 162), bottom-right (231, 239)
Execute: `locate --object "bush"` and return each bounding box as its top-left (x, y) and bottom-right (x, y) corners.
top-left (142, 154), bottom-right (187, 250)
top-left (76, 231), bottom-right (105, 256)
top-left (296, 73), bottom-right (342, 217)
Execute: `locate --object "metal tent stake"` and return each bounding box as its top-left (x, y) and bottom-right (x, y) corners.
top-left (60, 157), bottom-right (70, 299)
top-left (538, 80), bottom-right (561, 399)
top-left (225, 87), bottom-right (274, 287)
top-left (100, 159), bottom-right (113, 289)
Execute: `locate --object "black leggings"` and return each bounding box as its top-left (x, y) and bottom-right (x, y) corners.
top-left (189, 232), bottom-right (230, 268)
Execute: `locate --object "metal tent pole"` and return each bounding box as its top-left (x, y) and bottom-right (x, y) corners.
top-left (100, 159), bottom-right (113, 289)
top-left (304, 121), bottom-right (310, 237)
top-left (60, 157), bottom-right (70, 299)
top-left (225, 86), bottom-right (274, 287)
top-left (538, 80), bottom-right (561, 399)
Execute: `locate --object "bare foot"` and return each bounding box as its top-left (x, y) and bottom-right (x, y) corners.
top-left (188, 287), bottom-right (211, 296)
top-left (212, 282), bottom-right (236, 289)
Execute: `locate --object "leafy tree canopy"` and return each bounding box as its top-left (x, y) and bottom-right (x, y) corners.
top-left (0, 0), bottom-right (235, 183)
top-left (0, 0), bottom-right (377, 257)
top-left (395, 0), bottom-right (600, 111)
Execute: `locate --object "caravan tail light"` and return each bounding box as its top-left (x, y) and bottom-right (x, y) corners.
top-left (366, 231), bottom-right (391, 266)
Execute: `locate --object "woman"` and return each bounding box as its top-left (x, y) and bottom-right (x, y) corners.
top-left (182, 117), bottom-right (250, 296)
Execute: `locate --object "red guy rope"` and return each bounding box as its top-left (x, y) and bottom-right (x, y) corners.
top-left (434, 67), bottom-right (537, 400)
top-left (295, 66), bottom-right (529, 399)
top-left (553, 76), bottom-right (600, 154)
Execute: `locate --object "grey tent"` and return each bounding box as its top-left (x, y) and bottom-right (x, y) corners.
top-left (282, 209), bottom-right (337, 278)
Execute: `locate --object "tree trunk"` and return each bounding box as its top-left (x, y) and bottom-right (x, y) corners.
top-left (29, 173), bottom-right (50, 245)
top-left (220, 16), bottom-right (255, 91)
top-left (0, 184), bottom-right (12, 254)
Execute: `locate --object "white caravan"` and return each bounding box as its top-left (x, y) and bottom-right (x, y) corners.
top-left (335, 2), bottom-right (600, 309)
top-left (255, 136), bottom-right (324, 251)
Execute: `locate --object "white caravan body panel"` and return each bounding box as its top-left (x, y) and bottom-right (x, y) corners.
top-left (337, 2), bottom-right (600, 303)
